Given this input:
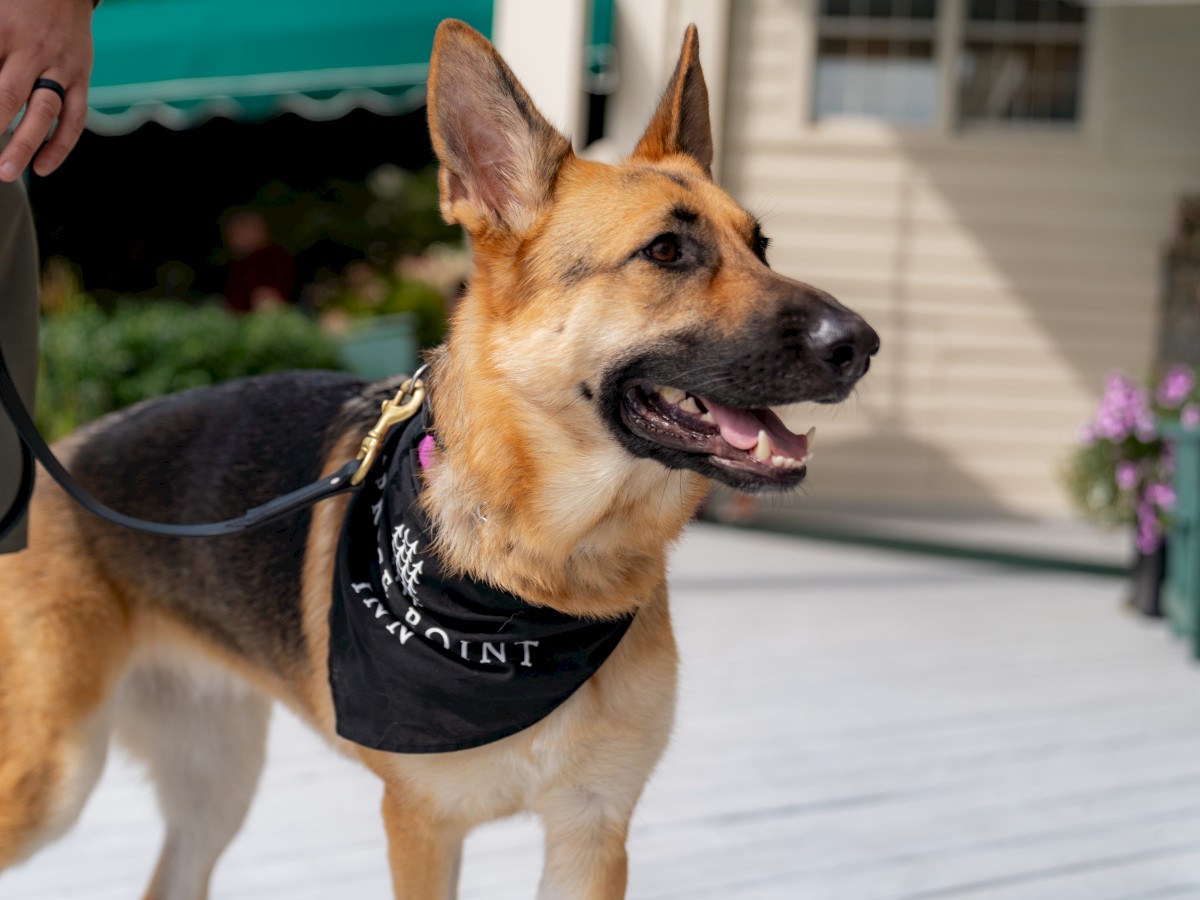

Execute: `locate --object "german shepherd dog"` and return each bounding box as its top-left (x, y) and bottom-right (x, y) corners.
top-left (0, 20), bottom-right (877, 899)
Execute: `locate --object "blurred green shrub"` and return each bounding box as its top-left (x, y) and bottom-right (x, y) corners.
top-left (381, 279), bottom-right (446, 350)
top-left (38, 300), bottom-right (345, 441)
top-left (321, 270), bottom-right (448, 350)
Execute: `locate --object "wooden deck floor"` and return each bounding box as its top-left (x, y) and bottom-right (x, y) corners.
top-left (6, 524), bottom-right (1200, 899)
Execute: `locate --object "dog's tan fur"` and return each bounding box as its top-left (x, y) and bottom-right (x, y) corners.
top-left (0, 21), bottom-right (875, 899)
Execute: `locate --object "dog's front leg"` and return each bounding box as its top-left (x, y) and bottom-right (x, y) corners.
top-left (537, 791), bottom-right (633, 900)
top-left (380, 784), bottom-right (465, 900)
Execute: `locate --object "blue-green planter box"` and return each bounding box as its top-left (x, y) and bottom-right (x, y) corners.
top-left (336, 314), bottom-right (417, 382)
top-left (1163, 422), bottom-right (1200, 658)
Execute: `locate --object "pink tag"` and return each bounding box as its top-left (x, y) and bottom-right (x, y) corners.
top-left (417, 434), bottom-right (436, 470)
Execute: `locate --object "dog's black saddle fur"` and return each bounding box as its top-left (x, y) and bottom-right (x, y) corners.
top-left (68, 371), bottom-right (397, 671)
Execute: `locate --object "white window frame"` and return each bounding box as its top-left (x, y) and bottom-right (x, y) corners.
top-left (794, 0), bottom-right (1103, 144)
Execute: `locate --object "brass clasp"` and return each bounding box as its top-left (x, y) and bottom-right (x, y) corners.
top-left (350, 377), bottom-right (426, 486)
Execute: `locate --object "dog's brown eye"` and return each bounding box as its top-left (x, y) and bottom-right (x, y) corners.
top-left (645, 235), bottom-right (681, 265)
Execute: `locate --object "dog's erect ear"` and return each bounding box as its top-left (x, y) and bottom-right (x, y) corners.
top-left (427, 20), bottom-right (573, 233)
top-left (631, 25), bottom-right (713, 177)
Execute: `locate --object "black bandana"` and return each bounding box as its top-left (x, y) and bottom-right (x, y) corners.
top-left (328, 407), bottom-right (635, 754)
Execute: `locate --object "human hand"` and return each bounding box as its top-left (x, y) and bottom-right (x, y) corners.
top-left (0, 0), bottom-right (94, 182)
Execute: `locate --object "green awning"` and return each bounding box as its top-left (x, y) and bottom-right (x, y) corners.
top-left (86, 0), bottom-right (493, 135)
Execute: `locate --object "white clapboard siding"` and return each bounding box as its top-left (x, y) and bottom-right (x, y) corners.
top-left (721, 0), bottom-right (1200, 517)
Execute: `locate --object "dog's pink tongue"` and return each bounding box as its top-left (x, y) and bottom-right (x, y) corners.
top-left (700, 397), bottom-right (809, 459)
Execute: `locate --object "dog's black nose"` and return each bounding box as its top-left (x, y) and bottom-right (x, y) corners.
top-left (809, 313), bottom-right (879, 381)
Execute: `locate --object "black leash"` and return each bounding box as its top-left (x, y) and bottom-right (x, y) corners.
top-left (0, 341), bottom-right (426, 541)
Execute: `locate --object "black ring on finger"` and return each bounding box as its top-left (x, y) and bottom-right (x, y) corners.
top-left (31, 78), bottom-right (66, 106)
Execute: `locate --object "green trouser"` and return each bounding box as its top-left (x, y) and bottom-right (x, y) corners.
top-left (0, 174), bottom-right (38, 554)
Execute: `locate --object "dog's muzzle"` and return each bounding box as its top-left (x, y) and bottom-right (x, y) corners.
top-left (597, 286), bottom-right (880, 493)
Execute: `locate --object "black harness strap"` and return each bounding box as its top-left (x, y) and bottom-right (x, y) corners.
top-left (0, 341), bottom-right (372, 540)
top-left (0, 437), bottom-right (32, 542)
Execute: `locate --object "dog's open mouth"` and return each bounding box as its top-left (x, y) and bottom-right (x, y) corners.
top-left (620, 383), bottom-right (813, 490)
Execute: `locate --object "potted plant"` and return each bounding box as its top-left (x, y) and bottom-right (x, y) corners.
top-left (313, 255), bottom-right (463, 382)
top-left (1065, 366), bottom-right (1200, 616)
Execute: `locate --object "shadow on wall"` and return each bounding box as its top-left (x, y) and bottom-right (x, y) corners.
top-left (745, 429), bottom-right (1010, 519)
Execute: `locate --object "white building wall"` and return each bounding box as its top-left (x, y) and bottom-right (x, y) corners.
top-left (600, 0), bottom-right (730, 171)
top-left (493, 0), bottom-right (732, 162)
top-left (493, 0), bottom-right (589, 140)
top-left (719, 0), bottom-right (1200, 516)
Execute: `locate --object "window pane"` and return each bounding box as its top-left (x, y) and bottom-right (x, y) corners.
top-left (823, 0), bottom-right (938, 19)
top-left (1056, 2), bottom-right (1086, 22)
top-left (969, 0), bottom-right (998, 19)
top-left (815, 37), bottom-right (938, 124)
top-left (968, 0), bottom-right (1083, 21)
top-left (1013, 0), bottom-right (1044, 22)
top-left (814, 0), bottom-right (939, 124)
top-left (960, 38), bottom-right (1084, 122)
top-left (960, 1), bottom-right (1086, 123)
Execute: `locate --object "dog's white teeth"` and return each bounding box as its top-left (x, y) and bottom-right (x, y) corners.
top-left (806, 426), bottom-right (817, 448)
top-left (659, 386), bottom-right (686, 403)
top-left (754, 430), bottom-right (771, 461)
top-left (700, 410), bottom-right (715, 424)
top-left (679, 396), bottom-right (701, 414)
top-left (770, 455), bottom-right (804, 470)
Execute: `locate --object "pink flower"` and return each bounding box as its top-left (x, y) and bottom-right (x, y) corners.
top-left (1183, 404), bottom-right (1200, 430)
top-left (1115, 461), bottom-right (1140, 491)
top-left (1090, 370), bottom-right (1155, 442)
top-left (1135, 411), bottom-right (1157, 442)
top-left (1157, 364), bottom-right (1195, 409)
top-left (1145, 482), bottom-right (1176, 510)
